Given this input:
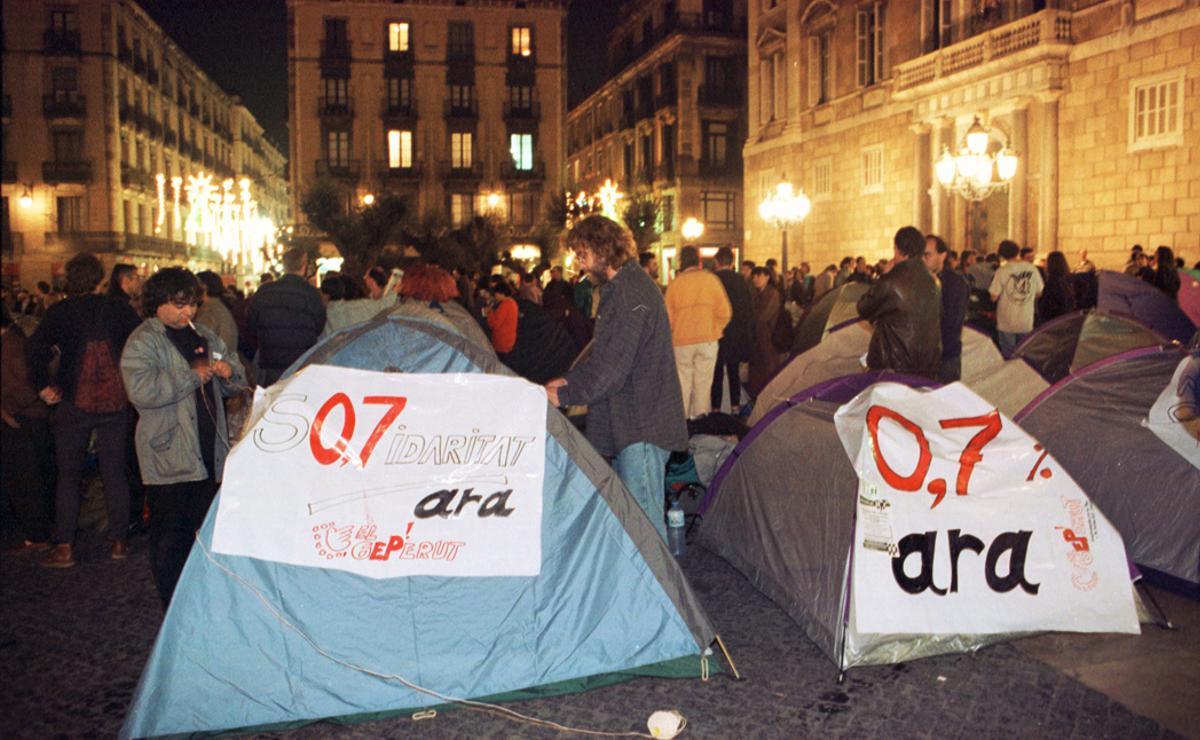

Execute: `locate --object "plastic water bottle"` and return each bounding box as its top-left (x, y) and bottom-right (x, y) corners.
top-left (667, 498), bottom-right (687, 558)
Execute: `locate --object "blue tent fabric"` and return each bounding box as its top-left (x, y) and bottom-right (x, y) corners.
top-left (120, 305), bottom-right (715, 738)
top-left (1097, 271), bottom-right (1195, 344)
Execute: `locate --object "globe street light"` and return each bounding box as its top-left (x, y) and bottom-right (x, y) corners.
top-left (934, 116), bottom-right (1018, 202)
top-left (681, 217), bottom-right (705, 242)
top-left (758, 182), bottom-right (811, 273)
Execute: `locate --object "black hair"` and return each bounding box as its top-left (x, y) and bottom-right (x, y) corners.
top-left (107, 263), bottom-right (138, 297)
top-left (64, 253), bottom-right (105, 295)
top-left (141, 267), bottom-right (201, 317)
top-left (638, 251), bottom-right (657, 268)
top-left (714, 246), bottom-right (734, 266)
top-left (679, 245), bottom-right (700, 270)
top-left (926, 235), bottom-right (949, 255)
top-left (893, 226), bottom-right (925, 259)
top-left (997, 240), bottom-right (1020, 260)
top-left (195, 270), bottom-right (225, 299)
top-left (321, 273), bottom-right (346, 302)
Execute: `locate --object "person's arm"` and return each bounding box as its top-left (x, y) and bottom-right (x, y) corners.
top-left (208, 333), bottom-right (247, 398)
top-left (1033, 268), bottom-right (1044, 299)
top-left (26, 303), bottom-right (64, 393)
top-left (557, 294), bottom-right (651, 407)
top-left (120, 329), bottom-right (203, 410)
top-left (988, 269), bottom-right (1003, 302)
top-left (856, 277), bottom-right (894, 321)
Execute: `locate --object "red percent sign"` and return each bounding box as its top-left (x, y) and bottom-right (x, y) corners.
top-left (865, 406), bottom-right (1002, 508)
top-left (309, 393), bottom-right (408, 466)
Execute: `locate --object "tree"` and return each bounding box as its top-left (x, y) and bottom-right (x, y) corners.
top-left (405, 211), bottom-right (508, 274)
top-left (299, 180), bottom-right (408, 278)
top-left (621, 189), bottom-right (661, 252)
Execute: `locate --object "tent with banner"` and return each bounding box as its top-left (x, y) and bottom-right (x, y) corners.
top-left (790, 282), bottom-right (870, 355)
top-left (1011, 310), bottom-right (1167, 383)
top-left (750, 322), bottom-right (1042, 424)
top-left (1015, 345), bottom-right (1200, 588)
top-left (120, 303), bottom-right (724, 739)
top-left (697, 372), bottom-right (1141, 672)
top-left (1097, 271), bottom-right (1195, 344)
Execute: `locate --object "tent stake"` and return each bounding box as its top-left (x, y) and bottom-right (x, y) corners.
top-left (1137, 581), bottom-right (1175, 630)
top-left (713, 634), bottom-right (743, 681)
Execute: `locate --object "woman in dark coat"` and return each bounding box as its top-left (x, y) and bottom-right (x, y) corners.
top-left (748, 267), bottom-right (783, 398)
top-left (1037, 251), bottom-right (1076, 324)
top-left (1149, 246), bottom-right (1181, 301)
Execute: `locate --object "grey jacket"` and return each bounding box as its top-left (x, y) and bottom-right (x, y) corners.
top-left (120, 318), bottom-right (246, 485)
top-left (558, 261), bottom-right (688, 456)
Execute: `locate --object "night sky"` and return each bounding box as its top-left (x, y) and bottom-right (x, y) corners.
top-left (140, 0), bottom-right (619, 159)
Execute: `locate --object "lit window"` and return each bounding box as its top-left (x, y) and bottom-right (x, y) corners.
top-left (387, 129), bottom-right (412, 169)
top-left (388, 22), bottom-right (410, 52)
top-left (511, 26), bottom-right (532, 57)
top-left (510, 133), bottom-right (533, 170)
top-left (861, 145), bottom-right (883, 193)
top-left (1129, 69), bottom-right (1185, 152)
top-left (701, 191), bottom-right (736, 229)
top-left (451, 132), bottom-right (473, 168)
top-left (450, 193), bottom-right (474, 227)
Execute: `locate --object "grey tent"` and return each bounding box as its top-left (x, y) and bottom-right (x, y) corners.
top-left (791, 282), bottom-right (870, 355)
top-left (751, 321), bottom-right (1041, 424)
top-left (1015, 345), bottom-right (1200, 587)
top-left (697, 372), bottom-right (1143, 670)
top-left (1097, 271), bottom-right (1195, 344)
top-left (1013, 310), bottom-right (1167, 383)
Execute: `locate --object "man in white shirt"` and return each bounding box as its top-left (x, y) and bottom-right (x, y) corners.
top-left (989, 240), bottom-right (1044, 357)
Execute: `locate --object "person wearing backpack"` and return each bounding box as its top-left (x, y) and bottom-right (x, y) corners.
top-left (27, 253), bottom-right (142, 568)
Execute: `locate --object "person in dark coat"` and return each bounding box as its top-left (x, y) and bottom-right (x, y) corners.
top-left (246, 248), bottom-right (325, 386)
top-left (710, 246), bottom-right (754, 413)
top-left (1149, 245), bottom-right (1181, 301)
top-left (748, 267), bottom-right (783, 398)
top-left (857, 226), bottom-right (941, 379)
top-left (1037, 251), bottom-right (1077, 325)
top-left (924, 235), bottom-right (969, 382)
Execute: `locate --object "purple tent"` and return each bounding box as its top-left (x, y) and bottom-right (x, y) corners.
top-left (1015, 345), bottom-right (1199, 586)
top-left (1012, 309), bottom-right (1167, 383)
top-left (1097, 271), bottom-right (1195, 343)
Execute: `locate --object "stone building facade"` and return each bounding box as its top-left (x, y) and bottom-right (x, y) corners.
top-left (566, 0), bottom-right (747, 271)
top-left (743, 0), bottom-right (1198, 271)
top-left (287, 0), bottom-right (567, 246)
top-left (1, 0), bottom-right (289, 287)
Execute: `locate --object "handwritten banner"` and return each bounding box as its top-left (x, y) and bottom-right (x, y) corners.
top-left (212, 365), bottom-right (547, 578)
top-left (834, 383), bottom-right (1138, 635)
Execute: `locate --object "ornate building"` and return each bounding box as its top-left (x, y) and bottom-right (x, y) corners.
top-left (566, 0), bottom-right (747, 273)
top-left (1, 0), bottom-right (290, 287)
top-left (743, 0), bottom-right (1198, 270)
top-left (287, 0), bottom-right (567, 247)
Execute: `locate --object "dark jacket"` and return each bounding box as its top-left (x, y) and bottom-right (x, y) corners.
top-left (558, 261), bottom-right (687, 456)
top-left (27, 293), bottom-right (142, 402)
top-left (1037, 276), bottom-right (1077, 325)
top-left (857, 258), bottom-right (941, 378)
top-left (714, 267), bottom-right (754, 362)
top-left (938, 268), bottom-right (971, 358)
top-left (246, 274), bottom-right (325, 379)
top-left (748, 284), bottom-right (782, 397)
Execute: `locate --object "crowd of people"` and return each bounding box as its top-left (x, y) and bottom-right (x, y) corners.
top-left (2, 219), bottom-right (1193, 596)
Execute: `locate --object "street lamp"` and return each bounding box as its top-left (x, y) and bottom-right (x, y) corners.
top-left (681, 217), bottom-right (705, 242)
top-left (935, 116), bottom-right (1018, 201)
top-left (758, 182), bottom-right (811, 273)
top-left (18, 185), bottom-right (34, 208)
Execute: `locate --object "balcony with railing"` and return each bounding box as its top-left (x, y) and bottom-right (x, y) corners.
top-left (316, 159), bottom-right (361, 180)
top-left (43, 160), bottom-right (92, 184)
top-left (444, 98), bottom-right (478, 120)
top-left (317, 97), bottom-right (354, 118)
top-left (384, 50), bottom-right (413, 75)
top-left (698, 84), bottom-right (740, 107)
top-left (378, 160), bottom-right (423, 181)
top-left (699, 157), bottom-right (741, 178)
top-left (43, 29), bottom-right (81, 55)
top-left (320, 40), bottom-right (352, 73)
top-left (43, 92), bottom-right (86, 118)
top-left (895, 8), bottom-right (1072, 93)
top-left (121, 164), bottom-right (153, 190)
top-left (438, 161), bottom-right (482, 180)
top-left (382, 98), bottom-right (418, 122)
top-left (503, 100), bottom-right (540, 121)
top-left (610, 12), bottom-right (747, 76)
top-left (501, 160), bottom-right (545, 181)
top-left (446, 43), bottom-right (475, 63)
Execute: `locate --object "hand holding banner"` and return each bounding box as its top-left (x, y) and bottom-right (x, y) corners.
top-left (834, 382), bottom-right (1138, 636)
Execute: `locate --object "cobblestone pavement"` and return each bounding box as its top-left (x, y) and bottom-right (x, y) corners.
top-left (0, 529), bottom-right (1182, 739)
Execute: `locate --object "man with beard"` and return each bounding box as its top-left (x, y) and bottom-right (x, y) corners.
top-left (544, 216), bottom-right (686, 541)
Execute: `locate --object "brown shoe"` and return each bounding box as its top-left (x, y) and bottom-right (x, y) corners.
top-left (41, 544), bottom-right (76, 569)
top-left (111, 540), bottom-right (128, 560)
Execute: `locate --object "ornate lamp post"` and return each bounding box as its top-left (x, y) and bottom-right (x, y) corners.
top-left (681, 217), bottom-right (705, 242)
top-left (758, 182), bottom-right (811, 273)
top-left (934, 116), bottom-right (1018, 201)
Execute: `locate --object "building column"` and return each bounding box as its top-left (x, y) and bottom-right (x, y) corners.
top-left (911, 122), bottom-right (932, 234)
top-left (1037, 92), bottom-right (1060, 252)
top-left (932, 118), bottom-right (953, 242)
top-left (1009, 102), bottom-right (1029, 248)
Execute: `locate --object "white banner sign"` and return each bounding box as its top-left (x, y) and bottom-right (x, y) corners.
top-left (1143, 355), bottom-right (1200, 468)
top-left (834, 383), bottom-right (1138, 636)
top-left (213, 365), bottom-right (547, 578)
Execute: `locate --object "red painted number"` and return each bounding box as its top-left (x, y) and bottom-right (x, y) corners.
top-left (866, 405), bottom-right (932, 492)
top-left (939, 410), bottom-right (1002, 497)
top-left (309, 393), bottom-right (407, 466)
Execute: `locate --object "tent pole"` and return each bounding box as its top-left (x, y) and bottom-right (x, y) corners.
top-left (1136, 581), bottom-right (1175, 630)
top-left (712, 634), bottom-right (743, 681)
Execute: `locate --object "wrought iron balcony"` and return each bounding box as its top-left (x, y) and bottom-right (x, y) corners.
top-left (378, 160), bottom-right (423, 180)
top-left (699, 158), bottom-right (741, 178)
top-left (43, 29), bottom-right (81, 55)
top-left (121, 165), bottom-right (153, 190)
top-left (697, 85), bottom-right (740, 107)
top-left (318, 97), bottom-right (354, 118)
top-left (381, 99), bottom-right (418, 121)
top-left (503, 100), bottom-right (540, 121)
top-left (320, 40), bottom-right (352, 73)
top-left (42, 92), bottom-right (86, 118)
top-left (444, 99), bottom-right (478, 119)
top-left (438, 161), bottom-right (482, 180)
top-left (501, 160), bottom-right (545, 181)
top-left (316, 159), bottom-right (361, 180)
top-left (43, 160), bottom-right (92, 184)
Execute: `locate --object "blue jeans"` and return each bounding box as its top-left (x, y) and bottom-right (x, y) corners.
top-left (613, 442), bottom-right (670, 542)
top-left (997, 331), bottom-right (1026, 358)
